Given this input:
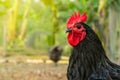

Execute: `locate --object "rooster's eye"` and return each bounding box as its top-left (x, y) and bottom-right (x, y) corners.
top-left (77, 25), bottom-right (81, 29)
top-left (75, 23), bottom-right (82, 29)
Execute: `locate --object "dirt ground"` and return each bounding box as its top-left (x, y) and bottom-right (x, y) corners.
top-left (0, 61), bottom-right (68, 80)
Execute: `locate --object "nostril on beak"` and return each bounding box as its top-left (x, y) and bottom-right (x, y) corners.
top-left (65, 28), bottom-right (72, 33)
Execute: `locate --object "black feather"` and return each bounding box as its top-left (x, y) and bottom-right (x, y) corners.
top-left (49, 46), bottom-right (63, 65)
top-left (67, 22), bottom-right (120, 80)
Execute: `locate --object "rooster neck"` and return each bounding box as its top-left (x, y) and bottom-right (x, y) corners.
top-left (67, 38), bottom-right (106, 80)
top-left (67, 23), bottom-right (108, 80)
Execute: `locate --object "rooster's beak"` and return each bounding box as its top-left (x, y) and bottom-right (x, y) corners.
top-left (66, 28), bottom-right (72, 33)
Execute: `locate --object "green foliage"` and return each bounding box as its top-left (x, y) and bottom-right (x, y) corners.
top-left (110, 0), bottom-right (120, 11)
top-left (0, 0), bottom-right (10, 16)
top-left (0, 26), bottom-right (3, 46)
top-left (0, 0), bottom-right (100, 55)
top-left (0, 0), bottom-right (119, 58)
top-left (41, 0), bottom-right (54, 6)
top-left (47, 34), bottom-right (55, 46)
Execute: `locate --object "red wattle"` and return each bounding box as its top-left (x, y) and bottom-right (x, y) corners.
top-left (67, 31), bottom-right (86, 46)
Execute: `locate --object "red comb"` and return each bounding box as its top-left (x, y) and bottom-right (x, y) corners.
top-left (67, 12), bottom-right (87, 28)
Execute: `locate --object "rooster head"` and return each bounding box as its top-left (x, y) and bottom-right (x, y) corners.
top-left (66, 12), bottom-right (87, 46)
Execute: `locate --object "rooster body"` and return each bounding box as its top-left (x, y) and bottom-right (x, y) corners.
top-left (66, 12), bottom-right (120, 80)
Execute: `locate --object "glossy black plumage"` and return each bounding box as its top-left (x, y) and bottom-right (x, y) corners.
top-left (67, 22), bottom-right (120, 80)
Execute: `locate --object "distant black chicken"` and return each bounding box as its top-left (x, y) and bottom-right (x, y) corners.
top-left (49, 45), bottom-right (63, 65)
top-left (66, 12), bottom-right (120, 80)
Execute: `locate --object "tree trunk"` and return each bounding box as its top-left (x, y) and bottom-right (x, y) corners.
top-left (108, 6), bottom-right (120, 61)
top-left (7, 0), bottom-right (19, 41)
top-left (3, 23), bottom-right (7, 56)
top-left (18, 0), bottom-right (31, 40)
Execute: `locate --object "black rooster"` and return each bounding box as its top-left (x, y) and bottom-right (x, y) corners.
top-left (49, 45), bottom-right (63, 66)
top-left (66, 12), bottom-right (120, 80)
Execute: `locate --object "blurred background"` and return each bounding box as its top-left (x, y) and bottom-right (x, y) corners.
top-left (0, 0), bottom-right (120, 80)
